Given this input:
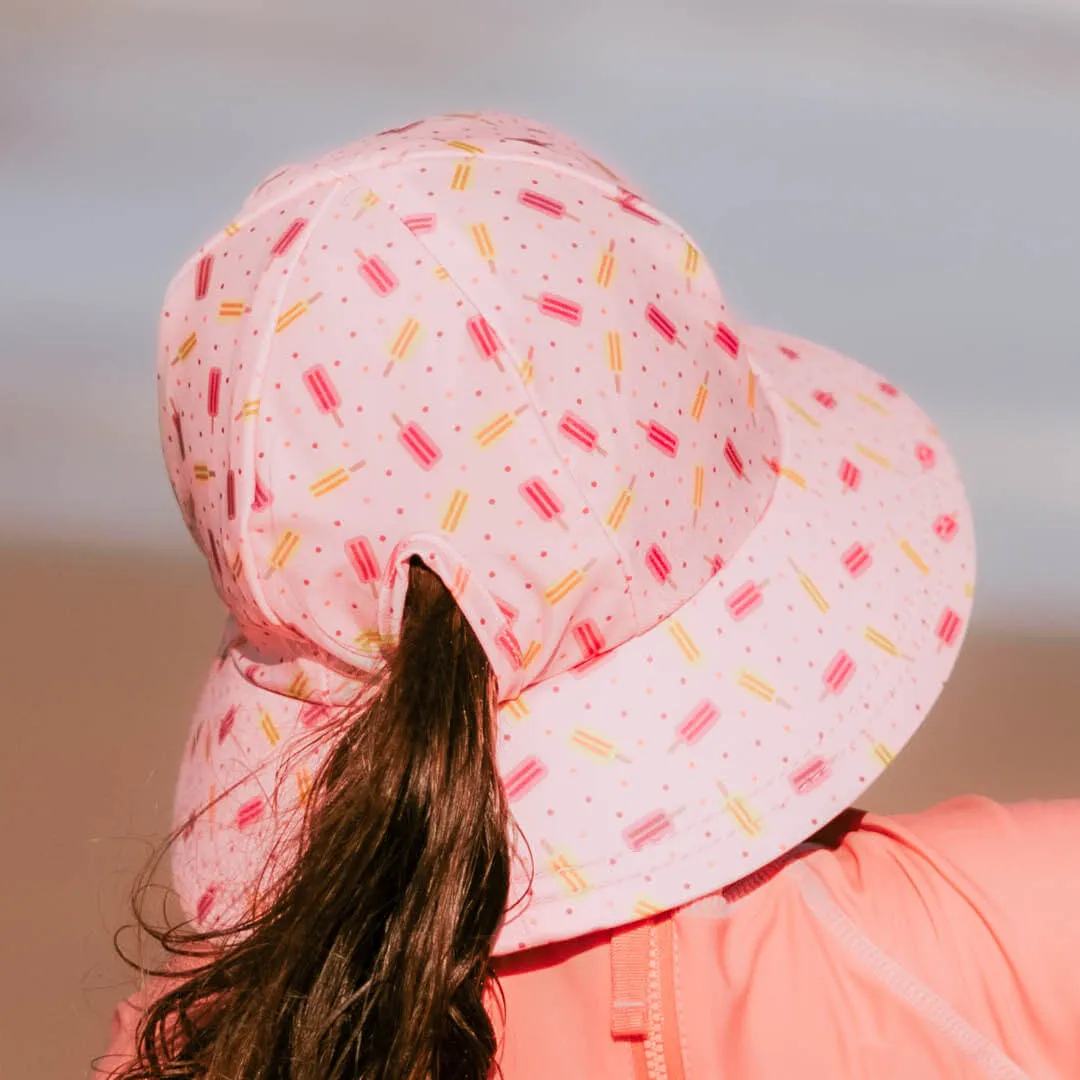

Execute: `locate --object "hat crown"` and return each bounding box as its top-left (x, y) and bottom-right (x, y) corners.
top-left (158, 112), bottom-right (780, 698)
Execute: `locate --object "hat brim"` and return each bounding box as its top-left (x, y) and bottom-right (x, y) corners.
top-left (490, 322), bottom-right (975, 950)
top-left (171, 324), bottom-right (974, 955)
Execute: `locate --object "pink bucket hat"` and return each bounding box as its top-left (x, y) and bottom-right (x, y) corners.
top-left (159, 112), bottom-right (975, 954)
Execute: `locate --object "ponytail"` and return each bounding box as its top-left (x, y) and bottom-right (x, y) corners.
top-left (114, 559), bottom-right (511, 1080)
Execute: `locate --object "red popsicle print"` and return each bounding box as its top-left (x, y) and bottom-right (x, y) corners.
top-left (558, 411), bottom-right (607, 456)
top-left (608, 188), bottom-right (662, 225)
top-left (915, 442), bottom-right (937, 469)
top-left (355, 248), bottom-right (399, 296)
top-left (391, 413), bottom-right (442, 470)
top-left (821, 650), bottom-right (856, 700)
top-left (345, 536), bottom-right (380, 595)
top-left (270, 218), bottom-right (308, 257)
top-left (645, 543), bottom-right (675, 587)
top-left (727, 580), bottom-right (766, 620)
top-left (218, 705), bottom-right (237, 743)
top-left (645, 303), bottom-right (686, 348)
top-left (466, 315), bottom-right (505, 371)
top-left (936, 607), bottom-right (963, 648)
top-left (299, 701), bottom-right (332, 729)
top-left (724, 437), bottom-right (747, 480)
top-left (226, 469), bottom-right (236, 520)
top-left (520, 477), bottom-right (568, 530)
top-left (207, 367), bottom-right (222, 432)
top-left (637, 419), bottom-right (679, 457)
top-left (812, 390), bottom-right (837, 410)
top-left (236, 796), bottom-right (265, 830)
top-left (302, 365), bottom-right (344, 428)
top-left (169, 399), bottom-right (185, 461)
top-left (879, 381), bottom-right (900, 397)
top-left (711, 320), bottom-right (739, 358)
top-left (495, 627), bottom-right (525, 670)
top-left (504, 756), bottom-right (548, 801)
top-left (517, 188), bottom-right (580, 221)
top-left (495, 595), bottom-right (519, 624)
top-left (526, 292), bottom-right (584, 326)
top-left (195, 254), bottom-right (213, 300)
top-left (195, 887), bottom-right (216, 923)
top-left (671, 699), bottom-right (720, 751)
top-left (572, 619), bottom-right (606, 661)
top-left (623, 808), bottom-right (677, 851)
top-left (252, 475), bottom-right (273, 512)
top-left (841, 542), bottom-right (873, 577)
top-left (838, 458), bottom-right (862, 493)
top-left (790, 756), bottom-right (832, 795)
top-left (933, 513), bottom-right (959, 542)
top-left (401, 212), bottom-right (437, 234)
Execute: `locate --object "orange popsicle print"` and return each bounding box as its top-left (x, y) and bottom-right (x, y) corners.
top-left (504, 696), bottom-right (530, 720)
top-left (450, 161), bottom-right (473, 191)
top-left (474, 404), bottom-right (529, 447)
top-left (260, 711), bottom-right (280, 747)
top-left (192, 463), bottom-right (215, 482)
top-left (899, 539), bottom-right (931, 575)
top-left (724, 793), bottom-right (763, 837)
top-left (595, 240), bottom-right (616, 287)
top-left (446, 139), bottom-right (484, 154)
top-left (570, 728), bottom-right (631, 763)
top-left (384, 316), bottom-right (423, 376)
top-left (217, 300), bottom-right (249, 320)
top-left (470, 223), bottom-right (497, 272)
top-left (690, 371), bottom-right (709, 421)
top-left (544, 559), bottom-right (596, 605)
top-left (692, 464), bottom-right (705, 525)
top-left (441, 490), bottom-right (469, 533)
top-left (171, 331), bottom-right (197, 366)
top-left (737, 668), bottom-right (792, 709)
top-left (309, 461), bottom-right (366, 498)
top-left (864, 626), bottom-right (912, 659)
top-left (788, 558), bottom-right (829, 613)
top-left (276, 292), bottom-right (324, 334)
top-left (606, 475), bottom-right (636, 531)
top-left (669, 620), bottom-right (702, 664)
top-left (605, 330), bottom-right (624, 392)
top-left (267, 529), bottom-right (301, 574)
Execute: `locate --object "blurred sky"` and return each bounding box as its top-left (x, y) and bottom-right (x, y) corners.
top-left (1, 0), bottom-right (1078, 626)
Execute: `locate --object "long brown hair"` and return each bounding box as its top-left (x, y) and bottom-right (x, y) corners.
top-left (112, 559), bottom-right (512, 1080)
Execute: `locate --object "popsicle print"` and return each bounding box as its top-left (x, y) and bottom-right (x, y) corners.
top-left (171, 331), bottom-right (197, 366)
top-left (470, 223), bottom-right (497, 273)
top-left (692, 464), bottom-right (705, 525)
top-left (724, 437), bottom-right (747, 480)
top-left (605, 330), bottom-right (624, 393)
top-left (270, 218), bottom-right (308, 258)
top-left (517, 188), bottom-right (580, 221)
top-left (544, 559), bottom-right (595, 605)
top-left (645, 303), bottom-right (686, 348)
top-left (518, 344), bottom-right (536, 386)
top-left (354, 248), bottom-right (399, 296)
top-left (546, 848), bottom-right (590, 895)
top-left (266, 529), bottom-right (301, 575)
top-left (525, 292), bottom-right (583, 326)
top-left (504, 756), bottom-right (548, 802)
top-left (737, 669), bottom-right (792, 709)
top-left (309, 461), bottom-right (366, 498)
top-left (351, 189), bottom-right (380, 220)
top-left (936, 607), bottom-right (963, 649)
top-left (820, 650), bottom-right (856, 701)
top-left (570, 728), bottom-right (630, 764)
top-left (669, 699), bottom-right (720, 752)
top-left (194, 254), bottom-right (213, 300)
top-left (606, 475), bottom-right (636, 531)
top-left (623, 808), bottom-right (681, 852)
top-left (192, 464), bottom-right (216, 482)
top-left (392, 413), bottom-right (442, 470)
top-left (726, 579), bottom-right (769, 620)
top-left (933, 513), bottom-right (959, 542)
top-left (855, 443), bottom-right (892, 470)
top-left (915, 442), bottom-right (937, 469)
top-left (838, 458), bottom-right (862, 493)
top-left (841, 542), bottom-right (873, 577)
top-left (401, 212), bottom-right (437, 235)
top-left (217, 300), bottom-right (249, 320)
top-left (788, 559), bottom-right (829, 613)
top-left (864, 626), bottom-right (912, 660)
top-left (571, 619), bottom-right (605, 661)
top-left (519, 477), bottom-right (569, 530)
top-left (709, 320), bottom-right (740, 359)
top-left (683, 241), bottom-right (700, 288)
top-left (276, 292), bottom-right (323, 333)
top-left (723, 793), bottom-right (763, 838)
top-left (645, 543), bottom-right (676, 588)
top-left (595, 240), bottom-right (616, 287)
top-left (690, 371), bottom-right (709, 421)
top-left (812, 390), bottom-right (838, 410)
top-left (251, 475), bottom-right (273, 512)
top-left (450, 161), bottom-right (473, 191)
top-left (790, 756), bottom-right (832, 796)
top-left (225, 469), bottom-right (236, 519)
top-left (302, 365), bottom-right (344, 427)
top-left (637, 419), bottom-right (679, 458)
top-left (384, 317), bottom-right (423, 376)
top-left (668, 620), bottom-right (702, 664)
top-left (474, 404), bottom-right (529, 447)
top-left (495, 627), bottom-right (525, 670)
top-left (899, 539), bottom-right (930, 575)
top-left (606, 187), bottom-right (662, 225)
top-left (207, 367), bottom-right (222, 434)
top-left (466, 315), bottom-right (504, 370)
top-left (558, 411), bottom-right (607, 456)
top-left (441, 490), bottom-right (469, 533)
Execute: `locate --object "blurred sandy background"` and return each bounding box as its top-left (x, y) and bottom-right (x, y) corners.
top-left (1, 1), bottom-right (1078, 1076)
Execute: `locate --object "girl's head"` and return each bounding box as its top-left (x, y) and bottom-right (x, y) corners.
top-left (128, 110), bottom-right (973, 1076)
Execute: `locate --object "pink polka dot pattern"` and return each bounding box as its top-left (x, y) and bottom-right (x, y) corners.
top-left (159, 112), bottom-right (975, 954)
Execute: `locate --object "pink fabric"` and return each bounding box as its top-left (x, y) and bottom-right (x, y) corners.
top-left (98, 798), bottom-right (1080, 1079)
top-left (158, 112), bottom-right (974, 953)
